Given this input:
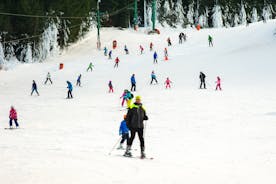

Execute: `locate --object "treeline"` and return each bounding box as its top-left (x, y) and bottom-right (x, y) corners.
top-left (0, 0), bottom-right (275, 64)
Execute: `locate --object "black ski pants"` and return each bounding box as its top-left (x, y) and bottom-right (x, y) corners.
top-left (127, 128), bottom-right (144, 151)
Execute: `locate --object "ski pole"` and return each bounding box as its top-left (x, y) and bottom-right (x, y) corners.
top-left (108, 137), bottom-right (122, 155)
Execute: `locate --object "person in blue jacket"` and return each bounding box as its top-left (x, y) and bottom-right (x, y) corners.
top-left (104, 47), bottom-right (108, 56)
top-left (117, 114), bottom-right (130, 149)
top-left (76, 74), bottom-right (82, 87)
top-left (153, 51), bottom-right (158, 64)
top-left (108, 50), bottom-right (112, 59)
top-left (150, 70), bottom-right (158, 85)
top-left (130, 74), bottom-right (136, 92)
top-left (31, 80), bottom-right (39, 96)
top-left (66, 81), bottom-right (73, 99)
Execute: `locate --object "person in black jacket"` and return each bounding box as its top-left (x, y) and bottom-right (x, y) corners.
top-left (199, 72), bottom-right (206, 89)
top-left (31, 80), bottom-right (39, 96)
top-left (124, 95), bottom-right (148, 158)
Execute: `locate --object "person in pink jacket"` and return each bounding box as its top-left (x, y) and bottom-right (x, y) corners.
top-left (215, 76), bottom-right (222, 90)
top-left (9, 106), bottom-right (19, 128)
top-left (164, 77), bottom-right (172, 89)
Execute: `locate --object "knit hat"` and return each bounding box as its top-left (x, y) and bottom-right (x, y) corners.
top-left (135, 96), bottom-right (141, 101)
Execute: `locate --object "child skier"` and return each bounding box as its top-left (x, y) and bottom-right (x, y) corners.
top-left (104, 47), bottom-right (108, 56)
top-left (215, 76), bottom-right (222, 90)
top-left (66, 81), bottom-right (73, 99)
top-left (153, 51), bottom-right (158, 64)
top-left (164, 48), bottom-right (168, 60)
top-left (199, 72), bottom-right (206, 89)
top-left (31, 80), bottom-right (39, 96)
top-left (9, 106), bottom-right (19, 128)
top-left (44, 72), bottom-right (53, 84)
top-left (76, 74), bottom-right (82, 87)
top-left (114, 57), bottom-right (120, 68)
top-left (87, 62), bottom-right (94, 72)
top-left (108, 80), bottom-right (114, 93)
top-left (150, 71), bottom-right (158, 85)
top-left (124, 45), bottom-right (129, 55)
top-left (139, 45), bottom-right (144, 55)
top-left (165, 77), bottom-right (173, 89)
top-left (208, 35), bottom-right (213, 47)
top-left (120, 89), bottom-right (133, 108)
top-left (117, 114), bottom-right (130, 149)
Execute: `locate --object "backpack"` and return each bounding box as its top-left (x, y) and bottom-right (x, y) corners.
top-left (129, 93), bottom-right (134, 99)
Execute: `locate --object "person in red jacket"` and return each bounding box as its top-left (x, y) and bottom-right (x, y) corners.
top-left (164, 77), bottom-right (172, 89)
top-left (215, 76), bottom-right (222, 90)
top-left (9, 106), bottom-right (19, 128)
top-left (114, 57), bottom-right (120, 68)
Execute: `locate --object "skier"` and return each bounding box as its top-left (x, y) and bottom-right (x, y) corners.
top-left (31, 80), bottom-right (39, 96)
top-left (117, 114), bottom-right (130, 149)
top-left (76, 74), bottom-right (82, 87)
top-left (124, 96), bottom-right (148, 158)
top-left (108, 50), bottom-right (112, 59)
top-left (114, 57), bottom-right (120, 68)
top-left (104, 46), bottom-right (108, 56)
top-left (44, 72), bottom-right (53, 84)
top-left (108, 80), bottom-right (114, 93)
top-left (179, 33), bottom-right (183, 44)
top-left (66, 81), bottom-right (73, 99)
top-left (167, 37), bottom-right (172, 46)
top-left (87, 62), bottom-right (94, 72)
top-left (164, 48), bottom-right (168, 60)
top-left (149, 42), bottom-right (153, 51)
top-left (120, 89), bottom-right (133, 107)
top-left (9, 106), bottom-right (19, 128)
top-left (183, 33), bottom-right (187, 42)
top-left (139, 45), bottom-right (144, 55)
top-left (130, 74), bottom-right (136, 92)
top-left (153, 51), bottom-right (158, 64)
top-left (164, 77), bottom-right (172, 89)
top-left (199, 72), bottom-right (206, 89)
top-left (150, 71), bottom-right (158, 85)
top-left (215, 76), bottom-right (222, 90)
top-left (208, 35), bottom-right (213, 47)
top-left (124, 45), bottom-right (129, 55)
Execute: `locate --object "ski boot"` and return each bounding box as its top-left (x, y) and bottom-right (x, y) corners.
top-left (140, 147), bottom-right (146, 159)
top-left (124, 145), bottom-right (132, 157)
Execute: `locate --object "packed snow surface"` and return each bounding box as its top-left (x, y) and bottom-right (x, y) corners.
top-left (1, 20), bottom-right (276, 184)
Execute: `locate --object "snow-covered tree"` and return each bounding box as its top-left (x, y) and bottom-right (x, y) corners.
top-left (198, 8), bottom-right (209, 28)
top-left (174, 0), bottom-right (185, 26)
top-left (24, 43), bottom-right (33, 63)
top-left (233, 13), bottom-right (240, 26)
top-left (262, 5), bottom-right (272, 22)
top-left (187, 3), bottom-right (195, 26)
top-left (0, 42), bottom-right (5, 68)
top-left (212, 5), bottom-right (223, 28)
top-left (251, 7), bottom-right (258, 23)
top-left (240, 4), bottom-right (247, 25)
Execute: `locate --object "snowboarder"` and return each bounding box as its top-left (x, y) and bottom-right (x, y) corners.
top-left (199, 72), bottom-right (206, 89)
top-left (104, 47), bottom-right (108, 56)
top-left (139, 45), bottom-right (144, 55)
top-left (130, 74), bottom-right (136, 92)
top-left (44, 72), bottom-right (53, 84)
top-left (124, 96), bottom-right (148, 158)
top-left (108, 50), bottom-right (112, 59)
top-left (124, 45), bottom-right (129, 55)
top-left (208, 35), bottom-right (213, 47)
top-left (150, 71), bottom-right (158, 85)
top-left (9, 106), bottom-right (19, 128)
top-left (149, 42), bottom-right (153, 51)
top-left (66, 81), bottom-right (73, 99)
top-left (114, 57), bottom-right (120, 68)
top-left (31, 80), bottom-right (39, 96)
top-left (76, 74), bottom-right (82, 87)
top-left (215, 76), bottom-right (222, 90)
top-left (164, 77), bottom-right (172, 89)
top-left (117, 114), bottom-right (130, 149)
top-left (87, 62), bottom-right (94, 72)
top-left (153, 51), bottom-right (158, 64)
top-left (167, 37), bottom-right (172, 46)
top-left (108, 80), bottom-right (114, 93)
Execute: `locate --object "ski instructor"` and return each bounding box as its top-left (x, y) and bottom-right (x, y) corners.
top-left (124, 96), bottom-right (148, 158)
